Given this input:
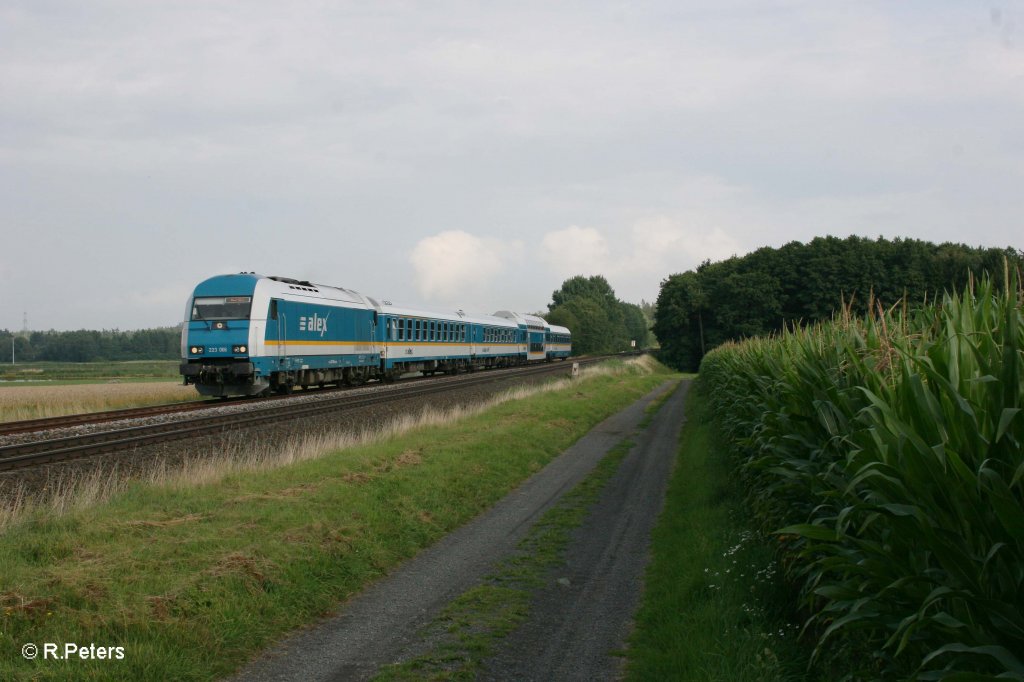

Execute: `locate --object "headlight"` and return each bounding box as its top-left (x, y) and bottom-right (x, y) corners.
top-left (190, 346), bottom-right (203, 354)
top-left (233, 345), bottom-right (248, 354)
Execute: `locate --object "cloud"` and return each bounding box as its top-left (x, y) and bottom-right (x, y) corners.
top-left (410, 231), bottom-right (522, 306)
top-left (626, 216), bottom-right (741, 271)
top-left (539, 216), bottom-right (743, 305)
top-left (539, 226), bottom-right (611, 277)
top-left (540, 216), bottom-right (742, 281)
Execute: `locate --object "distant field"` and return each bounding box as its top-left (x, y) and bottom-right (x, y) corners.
top-left (0, 381), bottom-right (195, 423)
top-left (0, 360), bottom-right (179, 384)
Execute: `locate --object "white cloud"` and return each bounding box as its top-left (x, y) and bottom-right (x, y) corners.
top-left (539, 216), bottom-right (742, 305)
top-left (540, 226), bottom-right (611, 277)
top-left (410, 231), bottom-right (522, 308)
top-left (627, 217), bottom-right (741, 271)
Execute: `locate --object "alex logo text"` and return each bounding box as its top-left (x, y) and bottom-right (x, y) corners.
top-left (299, 313), bottom-right (329, 337)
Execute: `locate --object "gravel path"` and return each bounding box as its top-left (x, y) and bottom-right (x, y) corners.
top-left (232, 378), bottom-right (690, 682)
top-left (481, 378), bottom-right (691, 681)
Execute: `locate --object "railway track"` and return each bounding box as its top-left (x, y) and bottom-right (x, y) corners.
top-left (0, 359), bottom-right (595, 472)
top-left (0, 357), bottom-right (598, 437)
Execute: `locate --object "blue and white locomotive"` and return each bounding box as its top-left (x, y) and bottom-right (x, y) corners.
top-left (179, 273), bottom-right (573, 397)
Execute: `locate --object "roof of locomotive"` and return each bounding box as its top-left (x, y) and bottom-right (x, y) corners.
top-left (547, 324), bottom-right (571, 335)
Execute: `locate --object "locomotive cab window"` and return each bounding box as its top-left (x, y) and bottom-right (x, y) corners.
top-left (192, 296), bottom-right (252, 321)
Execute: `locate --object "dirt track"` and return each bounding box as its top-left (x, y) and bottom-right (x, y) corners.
top-left (233, 378), bottom-right (690, 682)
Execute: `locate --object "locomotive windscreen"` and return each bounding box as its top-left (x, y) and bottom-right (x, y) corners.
top-left (191, 296), bottom-right (252, 321)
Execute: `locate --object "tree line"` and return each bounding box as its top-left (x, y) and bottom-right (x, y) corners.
top-left (0, 327), bottom-right (181, 363)
top-left (653, 235), bottom-right (1023, 371)
top-left (545, 275), bottom-right (654, 355)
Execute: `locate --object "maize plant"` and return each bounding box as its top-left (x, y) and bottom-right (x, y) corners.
top-left (700, 273), bottom-right (1023, 680)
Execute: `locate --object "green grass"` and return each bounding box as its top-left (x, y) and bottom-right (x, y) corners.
top-left (627, 387), bottom-right (818, 681)
top-left (0, 360), bottom-right (674, 681)
top-left (0, 360), bottom-right (179, 384)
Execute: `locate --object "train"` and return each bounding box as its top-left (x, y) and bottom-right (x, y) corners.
top-left (179, 272), bottom-right (572, 397)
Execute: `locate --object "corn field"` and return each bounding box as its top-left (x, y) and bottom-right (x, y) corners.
top-left (699, 274), bottom-right (1023, 680)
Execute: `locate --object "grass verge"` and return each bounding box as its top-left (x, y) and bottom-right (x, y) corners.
top-left (0, 358), bottom-right (672, 681)
top-left (626, 386), bottom-right (818, 681)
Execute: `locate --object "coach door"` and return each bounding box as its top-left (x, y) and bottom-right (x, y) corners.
top-left (368, 311), bottom-right (378, 357)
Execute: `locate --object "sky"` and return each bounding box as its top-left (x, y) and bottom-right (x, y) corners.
top-left (1, 0), bottom-right (1022, 331)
